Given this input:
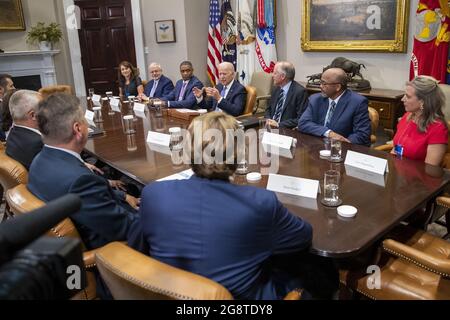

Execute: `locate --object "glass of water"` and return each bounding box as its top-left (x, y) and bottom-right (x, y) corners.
top-left (321, 170), bottom-right (342, 207)
top-left (330, 139), bottom-right (342, 162)
top-left (88, 88), bottom-right (95, 99)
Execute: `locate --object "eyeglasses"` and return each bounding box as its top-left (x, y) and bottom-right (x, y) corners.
top-left (320, 80), bottom-right (340, 86)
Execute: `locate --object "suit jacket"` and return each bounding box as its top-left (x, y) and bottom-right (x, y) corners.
top-left (163, 76), bottom-right (204, 109)
top-left (298, 90), bottom-right (371, 146)
top-left (28, 146), bottom-right (138, 250)
top-left (265, 81), bottom-right (308, 128)
top-left (127, 175), bottom-right (312, 300)
top-left (6, 126), bottom-right (43, 170)
top-left (143, 75), bottom-right (174, 98)
top-left (198, 81), bottom-right (247, 116)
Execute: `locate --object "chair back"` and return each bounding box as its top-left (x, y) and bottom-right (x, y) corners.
top-left (368, 107), bottom-right (379, 144)
top-left (142, 79), bottom-right (148, 87)
top-left (439, 84), bottom-right (450, 121)
top-left (243, 85), bottom-right (257, 115)
top-left (0, 150), bottom-right (28, 193)
top-left (6, 184), bottom-right (84, 241)
top-left (38, 85), bottom-right (74, 98)
top-left (95, 242), bottom-right (233, 300)
top-left (249, 71), bottom-right (274, 113)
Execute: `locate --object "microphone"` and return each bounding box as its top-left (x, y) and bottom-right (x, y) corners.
top-left (0, 194), bottom-right (81, 265)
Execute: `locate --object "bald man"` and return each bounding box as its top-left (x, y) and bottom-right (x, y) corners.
top-left (143, 63), bottom-right (174, 99)
top-left (193, 62), bottom-right (246, 116)
top-left (298, 68), bottom-right (371, 146)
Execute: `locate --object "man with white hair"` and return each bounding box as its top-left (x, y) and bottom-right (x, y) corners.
top-left (6, 90), bottom-right (43, 169)
top-left (142, 62), bottom-right (174, 99)
top-left (193, 62), bottom-right (246, 116)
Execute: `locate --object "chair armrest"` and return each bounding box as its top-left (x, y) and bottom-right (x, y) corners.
top-left (283, 288), bottom-right (303, 300)
top-left (382, 239), bottom-right (450, 277)
top-left (83, 249), bottom-right (97, 269)
top-left (374, 144), bottom-right (393, 152)
top-left (254, 95), bottom-right (272, 113)
top-left (436, 195), bottom-right (450, 208)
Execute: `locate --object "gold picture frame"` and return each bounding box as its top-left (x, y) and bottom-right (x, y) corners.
top-left (301, 0), bottom-right (409, 52)
top-left (0, 0), bottom-right (25, 31)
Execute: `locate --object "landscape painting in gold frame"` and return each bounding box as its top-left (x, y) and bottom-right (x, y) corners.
top-left (0, 0), bottom-right (25, 31)
top-left (301, 0), bottom-right (409, 52)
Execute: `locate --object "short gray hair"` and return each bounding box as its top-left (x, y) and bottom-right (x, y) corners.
top-left (277, 62), bottom-right (296, 81)
top-left (9, 90), bottom-right (41, 121)
top-left (149, 62), bottom-right (162, 70)
top-left (37, 93), bottom-right (85, 144)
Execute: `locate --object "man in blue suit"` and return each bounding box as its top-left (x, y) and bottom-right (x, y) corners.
top-left (28, 93), bottom-right (140, 250)
top-left (193, 62), bottom-right (246, 116)
top-left (128, 112), bottom-right (338, 300)
top-left (298, 68), bottom-right (371, 146)
top-left (161, 61), bottom-right (203, 109)
top-left (142, 62), bottom-right (174, 99)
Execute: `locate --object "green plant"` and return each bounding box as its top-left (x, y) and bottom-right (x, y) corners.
top-left (26, 22), bottom-right (63, 45)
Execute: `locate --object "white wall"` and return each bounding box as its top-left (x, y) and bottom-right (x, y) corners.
top-left (277, 0), bottom-right (419, 91)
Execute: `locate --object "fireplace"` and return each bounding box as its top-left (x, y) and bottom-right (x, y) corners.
top-left (12, 75), bottom-right (42, 91)
top-left (0, 50), bottom-right (60, 89)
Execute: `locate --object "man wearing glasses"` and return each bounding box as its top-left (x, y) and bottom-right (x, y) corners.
top-left (298, 68), bottom-right (371, 146)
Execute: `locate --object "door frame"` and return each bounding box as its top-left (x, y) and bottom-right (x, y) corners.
top-left (63, 0), bottom-right (146, 96)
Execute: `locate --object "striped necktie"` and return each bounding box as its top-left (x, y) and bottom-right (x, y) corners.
top-left (273, 90), bottom-right (285, 122)
top-left (325, 101), bottom-right (336, 128)
top-left (178, 81), bottom-right (188, 101)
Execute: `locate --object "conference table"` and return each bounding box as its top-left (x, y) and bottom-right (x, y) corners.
top-left (82, 99), bottom-right (450, 259)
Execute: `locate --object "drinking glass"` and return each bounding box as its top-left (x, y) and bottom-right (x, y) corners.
top-left (321, 170), bottom-right (342, 207)
top-left (330, 139), bottom-right (342, 162)
top-left (88, 88), bottom-right (95, 99)
top-left (93, 106), bottom-right (103, 123)
top-left (122, 115), bottom-right (135, 134)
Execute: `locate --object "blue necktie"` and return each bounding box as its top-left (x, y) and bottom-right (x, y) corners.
top-left (325, 101), bottom-right (336, 128)
top-left (178, 82), bottom-right (188, 101)
top-left (149, 80), bottom-right (158, 98)
top-left (215, 86), bottom-right (227, 111)
top-left (273, 90), bottom-right (285, 122)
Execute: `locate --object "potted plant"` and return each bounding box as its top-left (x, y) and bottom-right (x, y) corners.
top-left (27, 22), bottom-right (63, 51)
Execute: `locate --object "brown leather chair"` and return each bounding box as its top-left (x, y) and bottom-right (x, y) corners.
top-left (5, 184), bottom-right (98, 300)
top-left (242, 85), bottom-right (257, 116)
top-left (96, 242), bottom-right (304, 300)
top-left (38, 85), bottom-right (74, 98)
top-left (249, 71), bottom-right (274, 113)
top-left (368, 107), bottom-right (379, 145)
top-left (0, 149), bottom-right (28, 221)
top-left (341, 225), bottom-right (450, 300)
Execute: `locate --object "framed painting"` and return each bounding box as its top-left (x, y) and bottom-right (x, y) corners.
top-left (0, 0), bottom-right (25, 31)
top-left (155, 19), bottom-right (176, 43)
top-left (301, 0), bottom-right (409, 52)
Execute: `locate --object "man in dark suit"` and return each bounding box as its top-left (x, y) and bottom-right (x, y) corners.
top-left (142, 62), bottom-right (174, 99)
top-left (298, 68), bottom-right (371, 146)
top-left (161, 61), bottom-right (203, 109)
top-left (28, 93), bottom-right (140, 250)
top-left (265, 62), bottom-right (308, 128)
top-left (193, 62), bottom-right (246, 116)
top-left (6, 90), bottom-right (43, 169)
top-left (0, 74), bottom-right (15, 141)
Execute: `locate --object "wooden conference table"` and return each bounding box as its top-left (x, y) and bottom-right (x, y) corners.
top-left (83, 99), bottom-right (450, 259)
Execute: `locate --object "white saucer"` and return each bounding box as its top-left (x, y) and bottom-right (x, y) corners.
top-left (246, 172), bottom-right (262, 182)
top-left (320, 150), bottom-right (331, 157)
top-left (337, 205), bottom-right (357, 218)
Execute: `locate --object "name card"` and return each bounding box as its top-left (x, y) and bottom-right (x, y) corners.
top-left (148, 143), bottom-right (172, 155)
top-left (261, 132), bottom-right (293, 150)
top-left (158, 169), bottom-right (194, 182)
top-left (344, 164), bottom-right (386, 187)
top-left (267, 173), bottom-right (319, 199)
top-left (135, 110), bottom-right (146, 119)
top-left (92, 94), bottom-right (101, 102)
top-left (262, 142), bottom-right (294, 159)
top-left (344, 150), bottom-right (387, 175)
top-left (85, 110), bottom-right (96, 127)
top-left (110, 98), bottom-right (121, 112)
top-left (147, 131), bottom-right (171, 147)
top-left (133, 102), bottom-right (146, 113)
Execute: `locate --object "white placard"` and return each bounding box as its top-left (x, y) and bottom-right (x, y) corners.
top-left (110, 98), bottom-right (121, 112)
top-left (134, 102), bottom-right (146, 113)
top-left (267, 173), bottom-right (319, 199)
top-left (147, 131), bottom-right (171, 147)
top-left (85, 110), bottom-right (96, 127)
top-left (157, 169), bottom-right (194, 182)
top-left (261, 132), bottom-right (293, 150)
top-left (135, 110), bottom-right (146, 119)
top-left (344, 164), bottom-right (386, 187)
top-left (148, 143), bottom-right (172, 155)
top-left (92, 94), bottom-right (101, 102)
top-left (176, 108), bottom-right (200, 114)
top-left (344, 150), bottom-right (387, 175)
top-left (262, 142), bottom-right (294, 159)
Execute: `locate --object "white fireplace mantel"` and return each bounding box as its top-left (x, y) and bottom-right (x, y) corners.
top-left (0, 50), bottom-right (60, 87)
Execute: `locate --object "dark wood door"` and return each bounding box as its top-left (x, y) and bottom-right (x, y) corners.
top-left (76, 0), bottom-right (137, 95)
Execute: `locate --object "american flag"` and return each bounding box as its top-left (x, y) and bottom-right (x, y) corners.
top-left (207, 0), bottom-right (223, 86)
